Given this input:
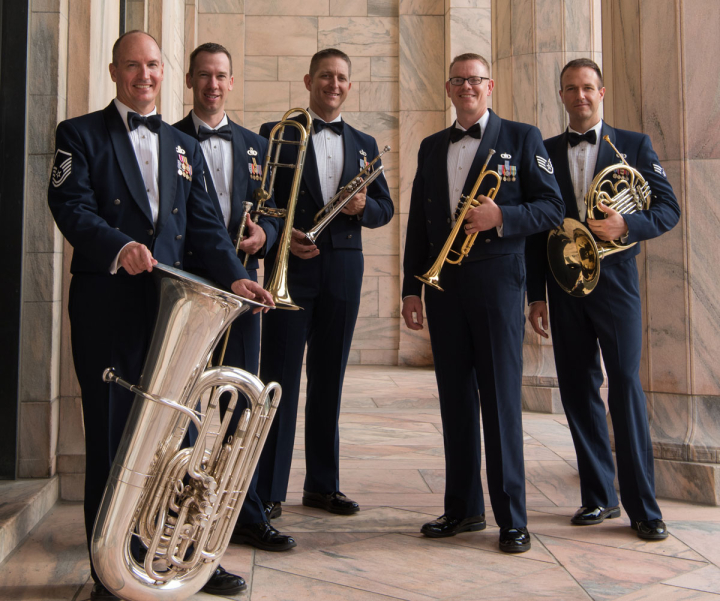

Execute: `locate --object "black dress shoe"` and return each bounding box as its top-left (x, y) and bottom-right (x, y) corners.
top-left (571, 505), bottom-right (621, 525)
top-left (632, 519), bottom-right (669, 540)
top-left (201, 566), bottom-right (247, 596)
top-left (90, 583), bottom-right (118, 600)
top-left (499, 527), bottom-right (531, 553)
top-left (302, 490), bottom-right (359, 515)
top-left (264, 500), bottom-right (282, 520)
top-left (231, 521), bottom-right (297, 551)
top-left (421, 514), bottom-right (486, 538)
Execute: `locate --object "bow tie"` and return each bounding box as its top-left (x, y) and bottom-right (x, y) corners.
top-left (567, 129), bottom-right (597, 147)
top-left (127, 112), bottom-right (162, 133)
top-left (449, 123), bottom-right (482, 144)
top-left (313, 119), bottom-right (344, 136)
top-left (197, 124), bottom-right (232, 142)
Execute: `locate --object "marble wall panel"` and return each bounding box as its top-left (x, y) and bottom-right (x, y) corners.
top-left (509, 0), bottom-right (533, 56)
top-left (246, 0), bottom-right (330, 15)
top-left (199, 0), bottom-right (245, 12)
top-left (25, 155), bottom-right (58, 255)
top-left (690, 395), bottom-right (720, 463)
top-left (399, 16), bottom-right (445, 111)
top-left (365, 254), bottom-right (400, 276)
top-left (28, 95), bottom-right (59, 156)
top-left (289, 81), bottom-right (311, 109)
top-left (319, 17), bottom-right (399, 56)
top-left (378, 276), bottom-right (401, 317)
top-left (351, 57), bottom-right (372, 81)
top-left (536, 51), bottom-right (565, 139)
top-left (492, 0), bottom-right (511, 60)
top-left (359, 277), bottom-right (380, 317)
top-left (447, 7), bottom-right (491, 59)
top-left (654, 457), bottom-right (720, 505)
top-left (29, 11), bottom-right (64, 98)
top-left (331, 0), bottom-right (369, 16)
top-left (243, 110), bottom-right (285, 133)
top-left (400, 0), bottom-right (443, 14)
top-left (399, 325), bottom-right (433, 365)
top-left (344, 112), bottom-right (399, 149)
top-left (246, 17), bottom-right (318, 56)
top-left (60, 473), bottom-right (85, 501)
top-left (648, 392), bottom-right (691, 458)
top-left (564, 0), bottom-right (594, 52)
top-left (22, 253), bottom-right (63, 304)
top-left (197, 13), bottom-right (244, 112)
top-left (363, 215), bottom-right (400, 256)
top-left (20, 301), bottom-right (61, 403)
top-left (245, 55), bottom-right (279, 80)
top-left (245, 81), bottom-right (290, 111)
top-left (18, 399), bottom-right (58, 478)
top-left (687, 159), bottom-right (720, 395)
top-left (278, 56), bottom-right (311, 81)
top-left (681, 0), bottom-right (720, 160)
top-left (491, 55), bottom-right (513, 119)
top-left (534, 0), bottom-right (562, 53)
top-left (511, 53), bottom-right (536, 125)
top-left (182, 2), bottom-right (196, 109)
top-left (370, 0), bottom-right (399, 16)
top-left (352, 317), bottom-right (400, 349)
top-left (380, 150), bottom-right (399, 189)
top-left (57, 397), bottom-right (85, 456)
top-left (372, 56), bottom-right (399, 80)
top-left (360, 82), bottom-right (399, 112)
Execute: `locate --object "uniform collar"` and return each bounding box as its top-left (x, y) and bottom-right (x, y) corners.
top-left (113, 98), bottom-right (158, 133)
top-left (190, 110), bottom-right (229, 133)
top-left (454, 109), bottom-right (491, 134)
top-left (568, 119), bottom-right (603, 138)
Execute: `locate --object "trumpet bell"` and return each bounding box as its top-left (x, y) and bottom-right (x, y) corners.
top-left (547, 218), bottom-right (600, 297)
top-left (415, 273), bottom-right (444, 292)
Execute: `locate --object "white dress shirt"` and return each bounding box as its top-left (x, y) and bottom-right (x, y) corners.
top-left (110, 98), bottom-right (161, 273)
top-left (192, 111), bottom-right (233, 228)
top-left (567, 120), bottom-right (603, 220)
top-left (309, 108), bottom-right (344, 205)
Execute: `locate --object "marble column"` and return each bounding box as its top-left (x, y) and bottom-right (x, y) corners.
top-left (492, 0), bottom-right (602, 412)
top-left (603, 0), bottom-right (720, 505)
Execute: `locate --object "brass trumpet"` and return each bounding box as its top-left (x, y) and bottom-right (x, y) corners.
top-left (252, 108), bottom-right (312, 310)
top-left (304, 146), bottom-right (391, 244)
top-left (416, 149), bottom-right (501, 291)
top-left (547, 135), bottom-right (651, 296)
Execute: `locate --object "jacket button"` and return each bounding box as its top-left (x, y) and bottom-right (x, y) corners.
top-left (187, 251), bottom-right (193, 256)
top-left (301, 209), bottom-right (306, 213)
top-left (174, 261), bottom-right (181, 267)
top-left (172, 208), bottom-right (179, 214)
top-left (147, 229), bottom-right (154, 236)
top-left (429, 242), bottom-right (434, 247)
top-left (427, 198), bottom-right (431, 203)
top-left (447, 218), bottom-right (451, 223)
top-left (347, 234), bottom-right (353, 239)
top-left (176, 234), bottom-right (182, 240)
top-left (427, 219), bottom-right (431, 224)
top-left (114, 198), bottom-right (121, 205)
top-left (485, 238), bottom-right (491, 243)
top-left (300, 190), bottom-right (306, 195)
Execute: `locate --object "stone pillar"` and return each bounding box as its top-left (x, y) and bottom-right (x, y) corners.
top-left (603, 0), bottom-right (720, 505)
top-left (492, 0), bottom-right (602, 413)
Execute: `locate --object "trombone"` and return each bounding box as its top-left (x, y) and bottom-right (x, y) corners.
top-left (416, 149), bottom-right (501, 291)
top-left (304, 146), bottom-right (391, 244)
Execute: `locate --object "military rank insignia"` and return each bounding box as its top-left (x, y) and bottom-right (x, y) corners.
top-left (177, 153), bottom-right (192, 180)
top-left (498, 160), bottom-right (517, 182)
top-left (536, 156), bottom-right (554, 174)
top-left (51, 149), bottom-right (72, 188)
top-left (359, 149), bottom-right (368, 169)
top-left (653, 163), bottom-right (667, 178)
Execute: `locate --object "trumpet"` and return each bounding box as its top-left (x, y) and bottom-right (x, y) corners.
top-left (416, 149), bottom-right (501, 291)
top-left (304, 146), bottom-right (391, 244)
top-left (252, 108), bottom-right (311, 310)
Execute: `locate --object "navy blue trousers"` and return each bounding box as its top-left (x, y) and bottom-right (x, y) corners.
top-left (256, 247), bottom-right (363, 501)
top-left (547, 257), bottom-right (661, 521)
top-left (424, 255), bottom-right (527, 529)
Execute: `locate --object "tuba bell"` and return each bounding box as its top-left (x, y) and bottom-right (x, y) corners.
top-left (547, 135), bottom-right (651, 296)
top-left (92, 264), bottom-right (281, 601)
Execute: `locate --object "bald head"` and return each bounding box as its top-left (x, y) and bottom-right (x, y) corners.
top-left (109, 30), bottom-right (164, 114)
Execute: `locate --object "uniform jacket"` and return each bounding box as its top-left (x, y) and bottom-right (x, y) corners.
top-left (402, 109), bottom-right (565, 298)
top-left (525, 121), bottom-right (681, 303)
top-left (173, 113), bottom-right (280, 271)
top-left (47, 102), bottom-right (248, 289)
top-left (258, 114), bottom-right (394, 258)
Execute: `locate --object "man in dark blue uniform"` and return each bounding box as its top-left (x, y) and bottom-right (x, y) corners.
top-left (255, 48), bottom-right (394, 519)
top-left (402, 53), bottom-right (564, 553)
top-left (526, 58), bottom-right (680, 540)
top-left (47, 31), bottom-right (272, 600)
top-left (174, 42), bottom-right (295, 552)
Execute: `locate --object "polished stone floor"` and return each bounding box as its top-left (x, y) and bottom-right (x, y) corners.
top-left (2, 365), bottom-right (720, 600)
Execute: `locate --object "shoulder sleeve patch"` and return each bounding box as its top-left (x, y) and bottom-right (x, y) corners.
top-left (652, 163), bottom-right (667, 178)
top-left (51, 149), bottom-right (72, 188)
top-left (536, 155), bottom-right (554, 174)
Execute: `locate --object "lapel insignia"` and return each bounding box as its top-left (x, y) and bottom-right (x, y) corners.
top-left (51, 149), bottom-right (72, 188)
top-left (176, 145), bottom-right (186, 155)
top-left (177, 154), bottom-right (192, 181)
top-left (536, 156), bottom-right (554, 174)
top-left (248, 158), bottom-right (262, 181)
top-left (247, 147), bottom-right (258, 157)
top-left (359, 149), bottom-right (368, 168)
top-left (497, 160), bottom-right (517, 182)
top-left (500, 153), bottom-right (512, 160)
top-left (652, 163), bottom-right (667, 178)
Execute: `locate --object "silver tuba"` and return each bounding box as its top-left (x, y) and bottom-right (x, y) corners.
top-left (92, 264), bottom-right (281, 601)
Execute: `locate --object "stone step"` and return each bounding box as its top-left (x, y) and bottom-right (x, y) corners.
top-left (0, 477), bottom-right (58, 565)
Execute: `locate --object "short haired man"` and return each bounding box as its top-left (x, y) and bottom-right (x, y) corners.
top-left (174, 42), bottom-right (296, 552)
top-left (402, 53), bottom-right (564, 553)
top-left (48, 31), bottom-right (271, 600)
top-left (526, 58), bottom-right (680, 540)
top-left (255, 48), bottom-right (394, 519)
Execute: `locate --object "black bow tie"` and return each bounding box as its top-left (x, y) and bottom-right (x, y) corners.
top-left (313, 119), bottom-right (344, 135)
top-left (127, 112), bottom-right (162, 133)
top-left (197, 124), bottom-right (233, 142)
top-left (449, 123), bottom-right (482, 144)
top-left (567, 129), bottom-right (597, 147)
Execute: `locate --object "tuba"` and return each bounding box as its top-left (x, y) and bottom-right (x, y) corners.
top-left (416, 149), bottom-right (501, 291)
top-left (547, 135), bottom-right (651, 296)
top-left (92, 264), bottom-right (281, 601)
top-left (251, 108), bottom-right (311, 310)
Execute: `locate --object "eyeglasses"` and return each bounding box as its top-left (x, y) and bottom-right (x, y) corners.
top-left (448, 76), bottom-right (489, 86)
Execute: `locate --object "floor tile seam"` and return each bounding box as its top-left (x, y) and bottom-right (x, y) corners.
top-left (658, 577), bottom-right (720, 596)
top-left (252, 564), bottom-right (439, 601)
top-left (531, 535), bottom-right (595, 600)
top-left (71, 577), bottom-right (92, 601)
top-left (534, 532), bottom-right (712, 565)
